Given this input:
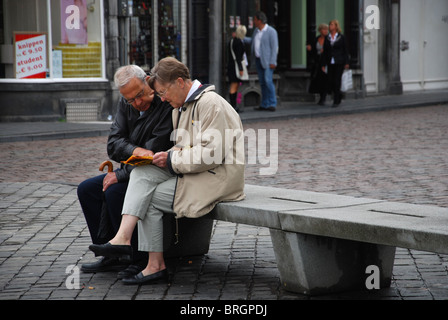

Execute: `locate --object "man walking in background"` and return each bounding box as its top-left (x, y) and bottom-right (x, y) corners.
top-left (251, 11), bottom-right (278, 112)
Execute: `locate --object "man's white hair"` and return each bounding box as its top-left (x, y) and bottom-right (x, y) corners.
top-left (114, 65), bottom-right (147, 88)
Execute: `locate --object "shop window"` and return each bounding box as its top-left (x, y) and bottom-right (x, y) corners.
top-left (291, 0), bottom-right (306, 69)
top-left (290, 0), bottom-right (344, 70)
top-left (225, 0), bottom-right (258, 73)
top-left (316, 0), bottom-right (345, 34)
top-left (51, 0), bottom-right (103, 78)
top-left (158, 0), bottom-right (181, 60)
top-left (0, 0), bottom-right (105, 80)
top-left (129, 0), bottom-right (152, 72)
top-left (1, 0), bottom-right (48, 79)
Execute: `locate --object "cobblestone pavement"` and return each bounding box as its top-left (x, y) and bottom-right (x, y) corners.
top-left (1, 105), bottom-right (448, 300)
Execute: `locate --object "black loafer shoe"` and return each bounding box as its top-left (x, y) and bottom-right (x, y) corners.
top-left (81, 256), bottom-right (128, 273)
top-left (122, 269), bottom-right (168, 285)
top-left (89, 242), bottom-right (133, 262)
top-left (117, 263), bottom-right (146, 280)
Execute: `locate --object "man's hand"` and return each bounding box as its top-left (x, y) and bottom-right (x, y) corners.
top-left (102, 172), bottom-right (118, 192)
top-left (133, 147), bottom-right (154, 158)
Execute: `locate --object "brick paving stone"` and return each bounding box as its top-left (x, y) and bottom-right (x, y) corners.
top-left (0, 105), bottom-right (447, 300)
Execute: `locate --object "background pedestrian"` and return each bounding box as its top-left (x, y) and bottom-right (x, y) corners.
top-left (251, 11), bottom-right (278, 112)
top-left (307, 23), bottom-right (329, 105)
top-left (323, 19), bottom-right (350, 108)
top-left (228, 25), bottom-right (248, 113)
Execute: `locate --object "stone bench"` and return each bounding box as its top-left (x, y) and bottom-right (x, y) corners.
top-left (164, 184), bottom-right (448, 296)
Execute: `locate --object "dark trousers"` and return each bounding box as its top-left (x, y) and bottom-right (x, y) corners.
top-left (328, 64), bottom-right (345, 105)
top-left (77, 174), bottom-right (147, 262)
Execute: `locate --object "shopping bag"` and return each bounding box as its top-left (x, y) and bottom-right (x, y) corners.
top-left (340, 69), bottom-right (353, 92)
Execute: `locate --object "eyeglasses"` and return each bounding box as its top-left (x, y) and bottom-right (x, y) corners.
top-left (126, 88), bottom-right (145, 104)
top-left (157, 83), bottom-right (173, 99)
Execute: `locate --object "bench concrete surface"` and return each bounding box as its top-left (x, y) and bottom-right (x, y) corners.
top-left (205, 185), bottom-right (448, 295)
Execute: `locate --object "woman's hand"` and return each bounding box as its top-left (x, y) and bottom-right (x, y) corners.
top-left (153, 147), bottom-right (182, 168)
top-left (153, 152), bottom-right (168, 168)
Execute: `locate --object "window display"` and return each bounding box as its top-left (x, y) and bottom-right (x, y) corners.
top-left (52, 0), bottom-right (103, 78)
top-left (0, 0), bottom-right (105, 80)
top-left (14, 32), bottom-right (48, 79)
top-left (158, 0), bottom-right (181, 60)
top-left (129, 1), bottom-right (152, 72)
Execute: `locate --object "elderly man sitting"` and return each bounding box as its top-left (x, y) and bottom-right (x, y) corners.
top-left (78, 65), bottom-right (173, 276)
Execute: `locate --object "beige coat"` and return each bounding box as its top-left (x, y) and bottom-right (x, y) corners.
top-left (167, 85), bottom-right (245, 218)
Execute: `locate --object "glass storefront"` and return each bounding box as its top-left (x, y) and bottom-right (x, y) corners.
top-left (158, 0), bottom-right (181, 61)
top-left (121, 0), bottom-right (182, 72)
top-left (225, 0), bottom-right (344, 70)
top-left (0, 0), bottom-right (105, 80)
top-left (316, 0), bottom-right (345, 34)
top-left (291, 0), bottom-right (306, 69)
top-left (291, 0), bottom-right (344, 69)
top-left (128, 1), bottom-right (153, 71)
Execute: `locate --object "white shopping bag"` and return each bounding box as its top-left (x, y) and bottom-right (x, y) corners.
top-left (341, 69), bottom-right (353, 92)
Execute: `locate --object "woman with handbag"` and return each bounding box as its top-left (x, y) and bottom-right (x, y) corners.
top-left (322, 20), bottom-right (350, 108)
top-left (227, 25), bottom-right (248, 112)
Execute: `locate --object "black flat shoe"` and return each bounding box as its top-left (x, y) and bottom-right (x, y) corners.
top-left (89, 242), bottom-right (133, 262)
top-left (81, 256), bottom-right (128, 273)
top-left (122, 269), bottom-right (168, 285)
top-left (117, 262), bottom-right (146, 280)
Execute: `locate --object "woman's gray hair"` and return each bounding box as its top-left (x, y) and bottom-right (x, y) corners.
top-left (318, 23), bottom-right (329, 33)
top-left (148, 57), bottom-right (190, 89)
top-left (114, 65), bottom-right (146, 88)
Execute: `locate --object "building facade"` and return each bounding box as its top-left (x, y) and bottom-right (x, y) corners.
top-left (363, 0), bottom-right (448, 93)
top-left (1, 0), bottom-right (110, 121)
top-left (1, 0), bottom-right (447, 121)
top-left (223, 0), bottom-right (447, 107)
top-left (0, 0), bottom-right (199, 121)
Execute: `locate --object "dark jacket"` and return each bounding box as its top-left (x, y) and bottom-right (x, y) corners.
top-left (107, 95), bottom-right (173, 182)
top-left (308, 36), bottom-right (326, 75)
top-left (229, 38), bottom-right (246, 72)
top-left (322, 33), bottom-right (349, 66)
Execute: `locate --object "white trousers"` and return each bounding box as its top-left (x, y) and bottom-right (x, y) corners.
top-left (121, 165), bottom-right (176, 252)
